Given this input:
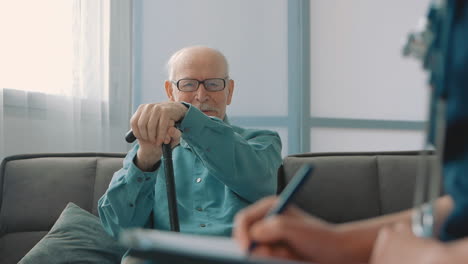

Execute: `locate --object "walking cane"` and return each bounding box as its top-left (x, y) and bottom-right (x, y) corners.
top-left (125, 130), bottom-right (180, 232)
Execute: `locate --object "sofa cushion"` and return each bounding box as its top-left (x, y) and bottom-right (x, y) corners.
top-left (19, 202), bottom-right (126, 264)
top-left (0, 231), bottom-right (47, 264)
top-left (376, 155), bottom-right (436, 214)
top-left (281, 155), bottom-right (381, 223)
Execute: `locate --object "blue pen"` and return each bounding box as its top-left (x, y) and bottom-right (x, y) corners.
top-left (247, 164), bottom-right (314, 253)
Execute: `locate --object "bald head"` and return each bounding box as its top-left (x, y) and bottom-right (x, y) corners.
top-left (166, 46), bottom-right (229, 80)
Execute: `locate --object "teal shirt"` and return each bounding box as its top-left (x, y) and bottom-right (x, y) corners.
top-left (98, 105), bottom-right (282, 238)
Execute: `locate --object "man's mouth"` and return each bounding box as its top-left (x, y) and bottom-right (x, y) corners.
top-left (197, 105), bottom-right (218, 115)
top-left (201, 110), bottom-right (217, 116)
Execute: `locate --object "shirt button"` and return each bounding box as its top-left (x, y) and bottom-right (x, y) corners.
top-left (196, 207), bottom-right (203, 211)
top-left (137, 177), bottom-right (143, 183)
top-left (145, 177), bottom-right (151, 181)
top-left (196, 178), bottom-right (202, 183)
top-left (200, 224), bottom-right (206, 228)
top-left (129, 203), bottom-right (134, 207)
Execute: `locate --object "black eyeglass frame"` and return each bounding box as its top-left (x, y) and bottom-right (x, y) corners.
top-left (171, 77), bottom-right (229, 92)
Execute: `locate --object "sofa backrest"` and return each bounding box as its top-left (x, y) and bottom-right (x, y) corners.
top-left (0, 151), bottom-right (438, 233)
top-left (0, 153), bottom-right (125, 264)
top-left (0, 151), bottom-right (437, 263)
top-left (278, 151), bottom-right (437, 223)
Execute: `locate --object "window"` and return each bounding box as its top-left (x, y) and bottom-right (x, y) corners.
top-left (0, 0), bottom-right (73, 96)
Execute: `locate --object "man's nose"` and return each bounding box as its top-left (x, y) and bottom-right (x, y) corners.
top-left (196, 83), bottom-right (209, 101)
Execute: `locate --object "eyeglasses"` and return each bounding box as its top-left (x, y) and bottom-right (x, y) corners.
top-left (172, 77), bottom-right (228, 92)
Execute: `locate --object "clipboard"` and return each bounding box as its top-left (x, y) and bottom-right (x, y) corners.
top-left (120, 228), bottom-right (311, 264)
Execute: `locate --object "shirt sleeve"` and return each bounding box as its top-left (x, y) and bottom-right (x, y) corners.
top-left (98, 144), bottom-right (160, 238)
top-left (178, 104), bottom-right (282, 203)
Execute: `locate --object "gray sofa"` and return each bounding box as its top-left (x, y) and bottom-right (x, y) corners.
top-left (0, 151), bottom-right (429, 263)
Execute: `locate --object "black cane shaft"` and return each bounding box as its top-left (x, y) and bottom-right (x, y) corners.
top-left (162, 143), bottom-right (180, 232)
top-left (124, 130), bottom-right (180, 231)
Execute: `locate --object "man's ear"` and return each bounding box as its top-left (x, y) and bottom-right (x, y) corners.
top-left (165, 80), bottom-right (176, 101)
top-left (226, 79), bottom-right (234, 105)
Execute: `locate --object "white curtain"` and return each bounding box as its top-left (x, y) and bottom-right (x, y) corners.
top-left (0, 86), bottom-right (3, 160)
top-left (0, 0), bottom-right (132, 160)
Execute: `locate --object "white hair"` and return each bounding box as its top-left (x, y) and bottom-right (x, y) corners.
top-left (165, 46), bottom-right (230, 80)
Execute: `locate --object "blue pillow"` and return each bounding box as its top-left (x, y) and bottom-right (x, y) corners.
top-left (19, 202), bottom-right (126, 264)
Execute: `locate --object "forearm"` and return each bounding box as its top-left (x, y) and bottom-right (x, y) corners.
top-left (98, 148), bottom-right (158, 237)
top-left (200, 129), bottom-right (281, 200)
top-left (335, 209), bottom-right (413, 262)
top-left (442, 238), bottom-right (468, 264)
top-left (335, 195), bottom-right (453, 262)
top-left (180, 105), bottom-right (282, 201)
top-left (98, 180), bottom-right (155, 236)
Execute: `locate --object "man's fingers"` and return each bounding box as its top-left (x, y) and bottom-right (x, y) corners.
top-left (167, 126), bottom-right (181, 146)
top-left (393, 222), bottom-right (411, 233)
top-left (131, 102), bottom-right (185, 144)
top-left (164, 135), bottom-right (171, 145)
top-left (233, 198), bottom-right (306, 250)
top-left (266, 243), bottom-right (302, 261)
top-left (130, 106), bottom-right (143, 140)
top-left (250, 215), bottom-right (295, 243)
top-left (233, 196), bottom-right (278, 249)
top-left (168, 119), bottom-right (175, 127)
top-left (249, 212), bottom-right (317, 251)
top-left (156, 116), bottom-right (169, 146)
top-left (147, 107), bottom-right (160, 144)
top-left (250, 244), bottom-right (275, 258)
top-left (250, 243), bottom-right (301, 261)
top-left (370, 226), bottom-right (398, 264)
top-left (159, 118), bottom-right (180, 145)
top-left (137, 104), bottom-right (152, 141)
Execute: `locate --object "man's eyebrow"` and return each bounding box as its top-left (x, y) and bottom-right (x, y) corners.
top-left (177, 77), bottom-right (224, 80)
top-left (177, 77), bottom-right (199, 80)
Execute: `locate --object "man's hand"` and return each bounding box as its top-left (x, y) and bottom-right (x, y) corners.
top-left (130, 102), bottom-right (187, 171)
top-left (370, 222), bottom-right (446, 264)
top-left (233, 196), bottom-right (348, 263)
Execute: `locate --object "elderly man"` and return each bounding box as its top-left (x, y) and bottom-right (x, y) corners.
top-left (98, 46), bottom-right (282, 260)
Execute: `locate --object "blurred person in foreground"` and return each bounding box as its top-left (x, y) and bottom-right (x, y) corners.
top-left (234, 1), bottom-right (468, 263)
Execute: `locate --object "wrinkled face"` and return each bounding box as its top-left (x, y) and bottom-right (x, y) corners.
top-left (165, 49), bottom-right (234, 120)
